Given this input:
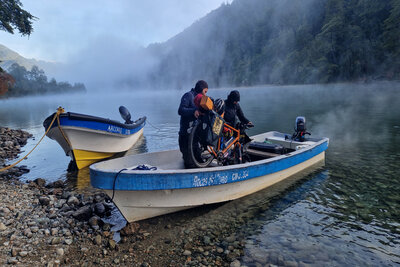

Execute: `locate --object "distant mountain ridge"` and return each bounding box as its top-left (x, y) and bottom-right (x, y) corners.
top-left (0, 44), bottom-right (58, 73)
top-left (144, 0), bottom-right (400, 87)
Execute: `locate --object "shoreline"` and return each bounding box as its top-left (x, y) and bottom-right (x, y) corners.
top-left (1, 126), bottom-right (317, 266)
top-left (1, 127), bottom-right (251, 266)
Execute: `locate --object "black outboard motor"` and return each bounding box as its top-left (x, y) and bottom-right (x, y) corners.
top-left (292, 116), bottom-right (310, 142)
top-left (119, 106), bottom-right (133, 124)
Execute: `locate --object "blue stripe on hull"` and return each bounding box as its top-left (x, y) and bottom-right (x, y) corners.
top-left (90, 140), bottom-right (328, 191)
top-left (56, 117), bottom-right (145, 135)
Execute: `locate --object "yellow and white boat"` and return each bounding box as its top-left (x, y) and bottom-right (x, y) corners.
top-left (43, 107), bottom-right (146, 169)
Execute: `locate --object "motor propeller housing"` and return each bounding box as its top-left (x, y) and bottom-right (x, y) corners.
top-left (119, 106), bottom-right (133, 124)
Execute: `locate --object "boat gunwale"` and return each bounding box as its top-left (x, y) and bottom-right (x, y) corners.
top-left (44, 112), bottom-right (146, 132)
top-left (65, 112), bottom-right (146, 130)
top-left (90, 134), bottom-right (329, 191)
top-left (91, 137), bottom-right (329, 175)
top-left (50, 125), bottom-right (144, 138)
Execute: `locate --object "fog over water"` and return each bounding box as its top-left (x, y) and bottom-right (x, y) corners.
top-left (1, 82), bottom-right (399, 265)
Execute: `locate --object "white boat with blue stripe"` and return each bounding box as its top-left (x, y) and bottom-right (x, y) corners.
top-left (90, 131), bottom-right (329, 223)
top-left (43, 106), bottom-right (146, 169)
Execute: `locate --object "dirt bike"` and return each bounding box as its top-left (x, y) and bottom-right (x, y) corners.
top-left (186, 109), bottom-right (253, 168)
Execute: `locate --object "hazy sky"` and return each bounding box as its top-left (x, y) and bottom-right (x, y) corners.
top-left (0, 0), bottom-right (231, 62)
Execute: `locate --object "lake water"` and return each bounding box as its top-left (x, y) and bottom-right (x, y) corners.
top-left (1, 82), bottom-right (399, 266)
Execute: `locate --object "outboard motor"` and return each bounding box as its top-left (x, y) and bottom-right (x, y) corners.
top-left (292, 116), bottom-right (310, 142)
top-left (119, 106), bottom-right (133, 124)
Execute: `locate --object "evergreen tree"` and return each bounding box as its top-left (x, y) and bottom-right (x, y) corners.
top-left (0, 0), bottom-right (35, 35)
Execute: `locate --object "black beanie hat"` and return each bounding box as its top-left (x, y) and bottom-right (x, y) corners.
top-left (228, 90), bottom-right (240, 102)
top-left (194, 80), bottom-right (208, 94)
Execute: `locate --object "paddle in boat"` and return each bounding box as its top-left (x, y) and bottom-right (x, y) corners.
top-left (90, 116), bottom-right (329, 223)
top-left (43, 106), bottom-right (146, 169)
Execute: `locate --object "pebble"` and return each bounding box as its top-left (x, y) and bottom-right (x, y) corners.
top-left (0, 222), bottom-right (6, 231)
top-left (230, 260), bottom-right (241, 267)
top-left (67, 196), bottom-right (79, 206)
top-left (109, 240), bottom-right (116, 250)
top-left (39, 197), bottom-right (50, 206)
top-left (19, 251), bottom-right (28, 257)
top-left (56, 248), bottom-right (64, 256)
top-left (95, 235), bottom-right (102, 245)
top-left (183, 250), bottom-right (192, 256)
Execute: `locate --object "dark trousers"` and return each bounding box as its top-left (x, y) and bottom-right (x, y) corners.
top-left (179, 134), bottom-right (192, 168)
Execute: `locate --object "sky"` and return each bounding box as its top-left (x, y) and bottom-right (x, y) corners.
top-left (0, 0), bottom-right (231, 63)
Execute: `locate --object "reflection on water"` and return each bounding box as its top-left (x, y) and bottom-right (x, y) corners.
top-left (241, 169), bottom-right (400, 266)
top-left (1, 82), bottom-right (400, 265)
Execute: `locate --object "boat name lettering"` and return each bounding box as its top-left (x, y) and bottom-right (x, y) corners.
top-left (192, 170), bottom-right (248, 187)
top-left (193, 173), bottom-right (228, 187)
top-left (107, 125), bottom-right (122, 134)
top-left (231, 170), bottom-right (249, 181)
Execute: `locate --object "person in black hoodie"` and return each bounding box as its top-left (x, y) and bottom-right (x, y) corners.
top-left (224, 90), bottom-right (253, 127)
top-left (178, 80), bottom-right (208, 166)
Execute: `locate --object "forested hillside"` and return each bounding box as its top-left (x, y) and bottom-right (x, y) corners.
top-left (1, 63), bottom-right (85, 97)
top-left (148, 0), bottom-right (400, 87)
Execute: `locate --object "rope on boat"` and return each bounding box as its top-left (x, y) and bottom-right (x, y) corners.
top-left (110, 168), bottom-right (127, 202)
top-left (109, 165), bottom-right (157, 202)
top-left (0, 107), bottom-right (66, 172)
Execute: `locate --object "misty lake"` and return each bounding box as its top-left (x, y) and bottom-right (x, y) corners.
top-left (1, 82), bottom-right (399, 266)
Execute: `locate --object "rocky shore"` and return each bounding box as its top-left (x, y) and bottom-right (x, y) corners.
top-left (1, 126), bottom-right (308, 267)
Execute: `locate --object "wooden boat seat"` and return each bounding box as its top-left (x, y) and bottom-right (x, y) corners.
top-left (246, 148), bottom-right (282, 159)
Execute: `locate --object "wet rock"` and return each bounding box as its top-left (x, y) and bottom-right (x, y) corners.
top-left (72, 206), bottom-right (92, 221)
top-left (34, 178), bottom-right (46, 187)
top-left (39, 196), bottom-right (51, 206)
top-left (67, 196), bottom-right (79, 206)
top-left (230, 260), bottom-right (241, 267)
top-left (93, 203), bottom-right (105, 216)
top-left (121, 222), bottom-right (140, 236)
top-left (47, 180), bottom-right (65, 189)
top-left (88, 216), bottom-right (100, 228)
top-left (284, 260), bottom-right (299, 267)
top-left (18, 165), bottom-right (29, 173)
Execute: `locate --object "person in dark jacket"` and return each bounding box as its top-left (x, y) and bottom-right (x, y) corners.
top-left (224, 90), bottom-right (253, 127)
top-left (178, 80), bottom-right (208, 166)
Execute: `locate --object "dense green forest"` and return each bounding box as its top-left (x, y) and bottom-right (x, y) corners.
top-left (148, 0), bottom-right (400, 87)
top-left (1, 63), bottom-right (86, 97)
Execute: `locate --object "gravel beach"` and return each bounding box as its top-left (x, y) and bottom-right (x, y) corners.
top-left (0, 127), bottom-right (254, 267)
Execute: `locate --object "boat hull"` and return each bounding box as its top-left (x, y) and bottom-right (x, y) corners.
top-left (91, 131), bottom-right (329, 222)
top-left (104, 151), bottom-right (324, 222)
top-left (44, 112), bottom-right (146, 169)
